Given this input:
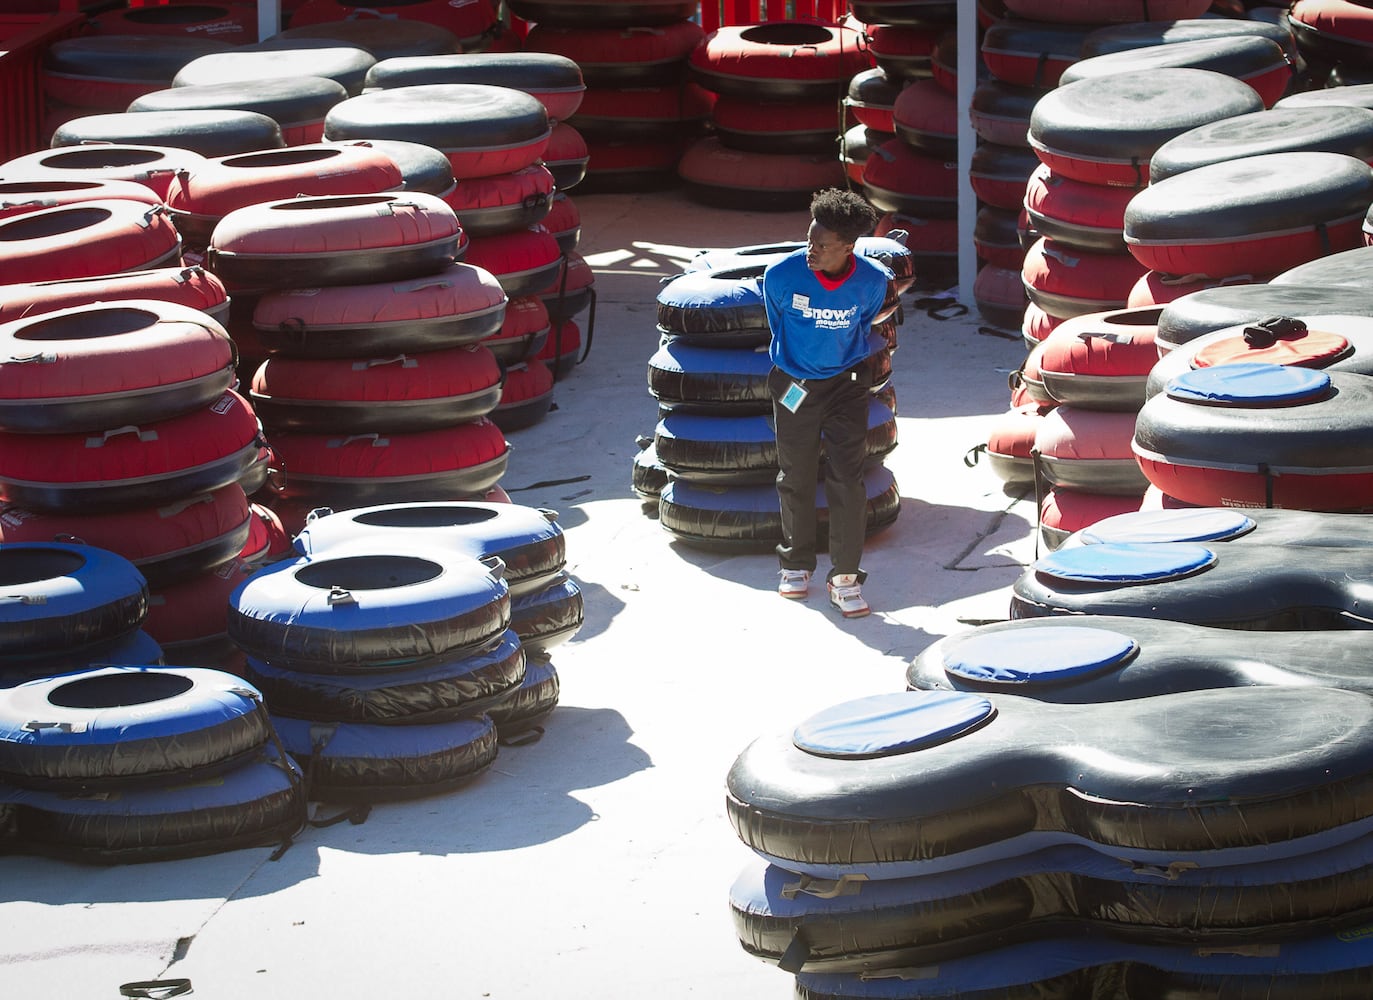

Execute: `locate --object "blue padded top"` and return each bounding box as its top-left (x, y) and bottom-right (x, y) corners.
top-left (1080, 508), bottom-right (1256, 544)
top-left (793, 690), bottom-right (994, 759)
top-left (941, 626), bottom-right (1138, 685)
top-left (1165, 361), bottom-right (1331, 406)
top-left (1036, 542), bottom-right (1218, 583)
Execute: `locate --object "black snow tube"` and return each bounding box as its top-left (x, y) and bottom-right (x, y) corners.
top-left (51, 109), bottom-right (284, 159)
top-left (509, 573), bottom-right (584, 653)
top-left (172, 44), bottom-right (377, 97)
top-left (362, 53), bottom-right (586, 124)
top-left (1155, 282), bottom-right (1373, 353)
top-left (130, 77), bottom-right (351, 146)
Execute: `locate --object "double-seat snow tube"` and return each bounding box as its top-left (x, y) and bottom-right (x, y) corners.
top-left (129, 76), bottom-right (351, 147)
top-left (1132, 363), bottom-right (1373, 510)
top-left (206, 192), bottom-right (463, 292)
top-left (249, 262), bottom-right (506, 357)
top-left (228, 544), bottom-right (510, 672)
top-left (0, 200), bottom-right (181, 285)
top-left (727, 684), bottom-right (1373, 881)
top-left (1059, 35), bottom-right (1293, 109)
top-left (1063, 504), bottom-right (1373, 551)
top-left (363, 53), bottom-right (586, 124)
top-left (172, 44), bottom-right (377, 97)
top-left (1154, 282), bottom-right (1373, 353)
top-left (0, 542), bottom-right (147, 657)
top-left (689, 20), bottom-right (869, 101)
top-left (294, 500), bottom-right (566, 598)
top-left (0, 299), bottom-right (236, 433)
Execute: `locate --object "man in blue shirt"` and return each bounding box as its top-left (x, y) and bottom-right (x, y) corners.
top-left (763, 188), bottom-right (891, 618)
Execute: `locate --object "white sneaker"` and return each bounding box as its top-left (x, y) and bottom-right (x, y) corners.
top-left (827, 574), bottom-right (869, 618)
top-left (778, 569), bottom-right (811, 599)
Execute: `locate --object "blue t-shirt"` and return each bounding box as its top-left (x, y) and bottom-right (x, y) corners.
top-left (763, 248), bottom-right (891, 381)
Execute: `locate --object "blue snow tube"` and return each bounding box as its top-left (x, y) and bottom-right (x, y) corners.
top-left (228, 546), bottom-right (510, 672)
top-left (0, 542), bottom-right (148, 657)
top-left (488, 655), bottom-right (559, 743)
top-left (0, 664), bottom-right (269, 790)
top-left (510, 573), bottom-right (583, 653)
top-left (2, 628), bottom-right (162, 688)
top-left (656, 268), bottom-right (769, 347)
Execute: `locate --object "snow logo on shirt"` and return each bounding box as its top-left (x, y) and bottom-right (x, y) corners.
top-left (798, 303), bottom-right (859, 330)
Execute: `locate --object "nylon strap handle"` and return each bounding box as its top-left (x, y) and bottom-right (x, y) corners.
top-left (119, 981), bottom-right (193, 999)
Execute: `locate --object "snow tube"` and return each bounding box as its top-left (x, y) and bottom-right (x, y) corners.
top-left (525, 21), bottom-right (702, 87)
top-left (682, 236), bottom-right (914, 296)
top-left (848, 0), bottom-right (955, 27)
top-left (507, 0), bottom-right (695, 27)
top-left (229, 544), bottom-right (509, 672)
top-left (647, 340), bottom-right (773, 415)
top-left (0, 300), bottom-right (236, 433)
top-left (130, 76), bottom-right (350, 147)
top-left (577, 136), bottom-right (687, 194)
top-left (1021, 301), bottom-right (1064, 348)
top-left (0, 484), bottom-right (250, 589)
top-left (250, 343), bottom-right (502, 432)
top-left (971, 402), bottom-right (1052, 487)
top-left (1028, 69), bottom-right (1265, 188)
top-left (1035, 307), bottom-right (1161, 411)
top-left (840, 125), bottom-right (882, 185)
top-left (541, 122), bottom-right (589, 191)
top-left (969, 77), bottom-right (1042, 148)
top-left (658, 464), bottom-right (901, 553)
top-left (1127, 270), bottom-right (1268, 309)
top-left (862, 139), bottom-right (957, 218)
top-left (657, 268), bottom-right (768, 347)
top-left (1155, 284), bottom-right (1373, 354)
top-left (323, 84), bottom-right (550, 180)
top-left (1035, 405), bottom-right (1151, 495)
top-left (0, 663), bottom-right (270, 793)
top-left (0, 542), bottom-right (147, 657)
top-left (442, 165), bottom-right (553, 237)
top-left (483, 295), bottom-right (550, 365)
top-left (1290, 0), bottom-right (1373, 69)
top-left (969, 141), bottom-right (1040, 211)
top-left (0, 178), bottom-right (160, 222)
top-left (566, 83), bottom-right (712, 142)
top-left (1003, 0), bottom-right (1211, 21)
top-left (534, 319), bottom-right (583, 377)
top-left (39, 35), bottom-right (237, 111)
top-left (245, 626), bottom-right (523, 723)
top-left (1276, 81), bottom-right (1373, 113)
top-left (536, 251), bottom-right (595, 324)
top-left (264, 418), bottom-right (510, 508)
top-left (973, 264), bottom-right (1028, 330)
top-left (510, 573), bottom-right (583, 653)
top-left (325, 138), bottom-right (456, 197)
top-left (1127, 152), bottom-right (1371, 279)
top-left (1060, 35), bottom-right (1293, 109)
top-left (689, 21), bottom-right (870, 101)
top-left (141, 557), bottom-right (253, 654)
top-left (1022, 237), bottom-right (1148, 320)
top-left (462, 225), bottom-right (563, 299)
top-left (711, 96), bottom-right (840, 155)
top-left (249, 262), bottom-right (506, 357)
top-left (0, 143), bottom-right (206, 201)
top-left (866, 24), bottom-right (940, 81)
top-left (974, 206), bottom-right (1025, 270)
top-left (2, 625), bottom-right (161, 686)
top-left (1148, 314), bottom-right (1373, 399)
top-left (1066, 504), bottom-right (1373, 550)
top-left (728, 684), bottom-right (1373, 882)
top-left (0, 389), bottom-right (261, 513)
top-left (288, 0), bottom-right (497, 45)
top-left (7, 743), bottom-right (304, 863)
top-left (295, 500), bottom-right (565, 598)
top-left (1023, 163), bottom-right (1133, 255)
top-left (491, 359), bottom-right (555, 431)
top-left (1081, 16), bottom-right (1297, 62)
top-left (892, 78), bottom-right (956, 158)
top-left (271, 713), bottom-right (496, 803)
top-left (84, 2), bottom-right (257, 43)
top-left (543, 193), bottom-right (580, 255)
top-left (171, 44), bottom-right (376, 97)
top-left (488, 655), bottom-right (558, 740)
top-left (1011, 341), bottom-right (1054, 406)
top-left (0, 262), bottom-right (223, 328)
top-left (165, 143), bottom-right (405, 248)
top-left (261, 17), bottom-right (461, 60)
top-left (631, 438), bottom-right (669, 499)
top-left (1037, 487), bottom-right (1144, 550)
top-left (363, 53), bottom-right (586, 124)
top-left (1150, 106), bottom-right (1373, 184)
top-left (678, 138), bottom-right (845, 211)
top-left (1133, 364), bottom-right (1373, 510)
top-left (844, 68), bottom-right (901, 134)
top-left (205, 192), bottom-right (463, 292)
top-left (241, 501), bottom-right (291, 569)
top-left (980, 19), bottom-right (1094, 89)
top-left (50, 110), bottom-right (283, 160)
top-left (1276, 244), bottom-right (1373, 287)
top-left (0, 201), bottom-right (181, 285)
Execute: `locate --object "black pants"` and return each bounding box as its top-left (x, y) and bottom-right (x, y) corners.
top-left (769, 364), bottom-right (870, 582)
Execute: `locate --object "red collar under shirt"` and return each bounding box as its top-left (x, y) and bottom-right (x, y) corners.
top-left (812, 254), bottom-right (856, 291)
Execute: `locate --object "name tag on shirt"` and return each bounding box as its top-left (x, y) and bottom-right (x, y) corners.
top-left (792, 293), bottom-right (809, 311)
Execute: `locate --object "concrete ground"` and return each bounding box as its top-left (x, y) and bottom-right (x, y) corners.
top-left (0, 188), bottom-right (1037, 997)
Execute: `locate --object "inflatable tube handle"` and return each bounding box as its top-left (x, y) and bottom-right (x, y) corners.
top-left (3, 350), bottom-right (56, 364)
top-left (138, 205), bottom-right (170, 229)
top-left (327, 586), bottom-right (357, 607)
top-left (327, 434), bottom-right (389, 448)
top-left (23, 720), bottom-right (87, 733)
top-left (481, 555), bottom-right (506, 582)
top-left (343, 7), bottom-right (398, 18)
top-left (86, 425), bottom-right (157, 447)
top-left (1131, 860), bottom-right (1200, 881)
top-left (304, 507), bottom-right (335, 524)
top-left (780, 873), bottom-right (867, 900)
top-left (1039, 244), bottom-right (1079, 268)
top-left (537, 508), bottom-right (560, 524)
top-left (353, 355), bottom-right (418, 370)
top-left (156, 494), bottom-right (216, 518)
top-left (119, 981), bottom-right (192, 999)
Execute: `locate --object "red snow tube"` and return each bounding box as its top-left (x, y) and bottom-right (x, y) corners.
top-left (1023, 163), bottom-right (1134, 255)
top-left (974, 206), bottom-right (1025, 270)
top-left (0, 300), bottom-right (236, 433)
top-left (580, 136), bottom-right (687, 193)
top-left (845, 68), bottom-right (902, 134)
top-left (130, 77), bottom-right (350, 148)
top-left (863, 138), bottom-right (958, 218)
top-left (288, 0), bottom-right (499, 46)
top-left (84, 2), bottom-right (258, 44)
top-left (711, 96), bottom-right (840, 155)
top-left (0, 484), bottom-right (251, 587)
top-left (1291, 0), bottom-right (1373, 67)
top-left (566, 83), bottom-right (713, 141)
top-left (250, 261), bottom-right (506, 357)
top-left (971, 77), bottom-right (1042, 149)
top-left (267, 417), bottom-right (510, 506)
top-left (974, 264), bottom-right (1029, 330)
top-left (1023, 237), bottom-right (1149, 320)
top-left (0, 389), bottom-right (263, 513)
top-left (1060, 36), bottom-right (1294, 110)
top-left (363, 53), bottom-right (587, 124)
top-left (1014, 340), bottom-right (1054, 406)
top-left (144, 558), bottom-right (254, 656)
top-left (0, 201), bottom-right (181, 285)
top-left (259, 17), bottom-right (463, 61)
top-left (483, 295), bottom-right (551, 365)
top-left (250, 343), bottom-right (503, 432)
top-left (492, 359), bottom-right (555, 431)
top-left (1035, 307), bottom-right (1161, 412)
top-left (506, 0), bottom-right (697, 29)
top-left (535, 319), bottom-right (582, 377)
top-left (0, 144), bottom-right (208, 201)
top-left (39, 35), bottom-right (238, 111)
top-left (241, 501), bottom-right (292, 568)
top-left (1127, 270), bottom-right (1268, 308)
top-left (165, 144), bottom-right (405, 249)
top-left (979, 19), bottom-right (1093, 89)
top-left (443, 165), bottom-right (554, 237)
top-left (0, 266), bottom-right (228, 327)
top-left (323, 84), bottom-right (551, 180)
top-left (866, 24), bottom-right (941, 81)
top-left (849, 0), bottom-right (955, 27)
top-left (206, 192), bottom-right (464, 292)
top-left (537, 250), bottom-right (595, 323)
top-left (0, 179), bottom-right (161, 221)
top-left (543, 193), bottom-right (581, 254)
top-left (969, 142), bottom-right (1041, 212)
top-left (1125, 151), bottom-right (1372, 280)
top-left (978, 401), bottom-right (1052, 487)
top-left (882, 213), bottom-right (958, 287)
top-left (1039, 487), bottom-right (1145, 551)
top-left (689, 21), bottom-right (871, 101)
top-left (1022, 301), bottom-right (1065, 348)
top-left (1002, 0), bottom-right (1210, 23)
top-left (893, 78), bottom-right (957, 158)
top-left (542, 122), bottom-right (590, 191)
top-left (462, 226), bottom-right (563, 299)
top-left (678, 137), bottom-right (846, 211)
top-left (524, 21), bottom-right (705, 87)
top-left (1034, 404), bottom-right (1151, 496)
